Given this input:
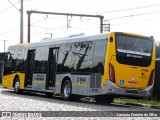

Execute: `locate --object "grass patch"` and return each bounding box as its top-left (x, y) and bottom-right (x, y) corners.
top-left (0, 83), bottom-right (2, 86)
top-left (114, 98), bottom-right (160, 106)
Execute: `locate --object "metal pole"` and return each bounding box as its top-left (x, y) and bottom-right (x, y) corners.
top-left (27, 11), bottom-right (31, 43)
top-left (20, 0), bottom-right (23, 44)
top-left (100, 16), bottom-right (104, 33)
top-left (4, 40), bottom-right (5, 52)
top-left (67, 14), bottom-right (68, 29)
top-left (2, 40), bottom-right (7, 52)
top-left (27, 10), bottom-right (104, 42)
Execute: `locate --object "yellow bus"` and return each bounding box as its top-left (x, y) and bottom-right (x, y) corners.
top-left (2, 32), bottom-right (155, 104)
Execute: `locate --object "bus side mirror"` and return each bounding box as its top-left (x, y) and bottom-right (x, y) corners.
top-left (110, 37), bottom-right (113, 42)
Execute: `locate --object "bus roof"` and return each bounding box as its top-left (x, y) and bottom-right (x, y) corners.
top-left (10, 33), bottom-right (107, 49)
top-left (30, 33), bottom-right (107, 47)
top-left (8, 32), bottom-right (153, 50)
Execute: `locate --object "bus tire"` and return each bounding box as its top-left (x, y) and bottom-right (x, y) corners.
top-left (14, 77), bottom-right (23, 94)
top-left (62, 80), bottom-right (72, 101)
top-left (95, 95), bottom-right (114, 104)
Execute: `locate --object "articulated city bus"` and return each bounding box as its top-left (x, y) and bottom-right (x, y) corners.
top-left (2, 32), bottom-right (155, 104)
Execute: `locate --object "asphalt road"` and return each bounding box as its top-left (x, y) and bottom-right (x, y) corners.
top-left (0, 87), bottom-right (159, 120)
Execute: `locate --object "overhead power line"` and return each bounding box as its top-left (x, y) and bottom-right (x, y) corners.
top-left (0, 27), bottom-right (20, 36)
top-left (0, 6), bottom-right (13, 14)
top-left (108, 10), bottom-right (160, 21)
top-left (112, 19), bottom-right (155, 26)
top-left (1, 2), bottom-right (160, 39)
top-left (1, 9), bottom-right (160, 37)
top-left (103, 3), bottom-right (160, 13)
top-left (7, 0), bottom-right (20, 11)
top-left (0, 2), bottom-right (19, 15)
top-left (0, 0), bottom-right (30, 15)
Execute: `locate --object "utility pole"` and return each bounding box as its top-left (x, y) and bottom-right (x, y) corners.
top-left (20, 0), bottom-right (23, 44)
top-left (2, 40), bottom-right (7, 52)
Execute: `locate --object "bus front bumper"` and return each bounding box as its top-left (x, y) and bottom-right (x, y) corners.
top-left (105, 80), bottom-right (153, 98)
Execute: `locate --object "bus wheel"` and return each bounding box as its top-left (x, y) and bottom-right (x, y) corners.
top-left (14, 78), bottom-right (23, 94)
top-left (62, 80), bottom-right (72, 101)
top-left (95, 95), bottom-right (114, 104)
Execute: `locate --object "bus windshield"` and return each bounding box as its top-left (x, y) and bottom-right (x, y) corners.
top-left (116, 34), bottom-right (153, 67)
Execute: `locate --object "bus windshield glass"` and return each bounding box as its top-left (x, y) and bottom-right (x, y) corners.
top-left (116, 34), bottom-right (153, 67)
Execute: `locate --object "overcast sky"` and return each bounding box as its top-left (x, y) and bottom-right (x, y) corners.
top-left (0, 0), bottom-right (160, 52)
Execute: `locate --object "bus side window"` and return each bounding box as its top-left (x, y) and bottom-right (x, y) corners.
top-left (93, 40), bottom-right (107, 60)
top-left (93, 40), bottom-right (107, 74)
top-left (4, 53), bottom-right (13, 74)
top-left (5, 53), bottom-right (13, 68)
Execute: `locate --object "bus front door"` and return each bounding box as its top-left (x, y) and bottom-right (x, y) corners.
top-left (46, 48), bottom-right (59, 90)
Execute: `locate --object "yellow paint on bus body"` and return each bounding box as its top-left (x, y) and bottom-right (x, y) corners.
top-left (2, 72), bottom-right (25, 89)
top-left (102, 32), bottom-right (155, 89)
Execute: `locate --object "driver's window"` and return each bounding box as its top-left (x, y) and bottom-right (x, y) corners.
top-left (5, 53), bottom-right (13, 68)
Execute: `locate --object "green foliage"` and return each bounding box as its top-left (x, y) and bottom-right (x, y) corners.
top-left (114, 98), bottom-right (160, 106)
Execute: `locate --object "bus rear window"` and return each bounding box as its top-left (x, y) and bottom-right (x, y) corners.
top-left (116, 35), bottom-right (153, 67)
top-left (116, 36), bottom-right (152, 56)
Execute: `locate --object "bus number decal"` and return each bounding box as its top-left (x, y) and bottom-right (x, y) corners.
top-left (141, 69), bottom-right (148, 72)
top-left (77, 76), bottom-right (86, 84)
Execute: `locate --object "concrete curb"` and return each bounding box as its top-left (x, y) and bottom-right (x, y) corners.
top-left (151, 105), bottom-right (160, 109)
top-left (114, 101), bottom-right (160, 109)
